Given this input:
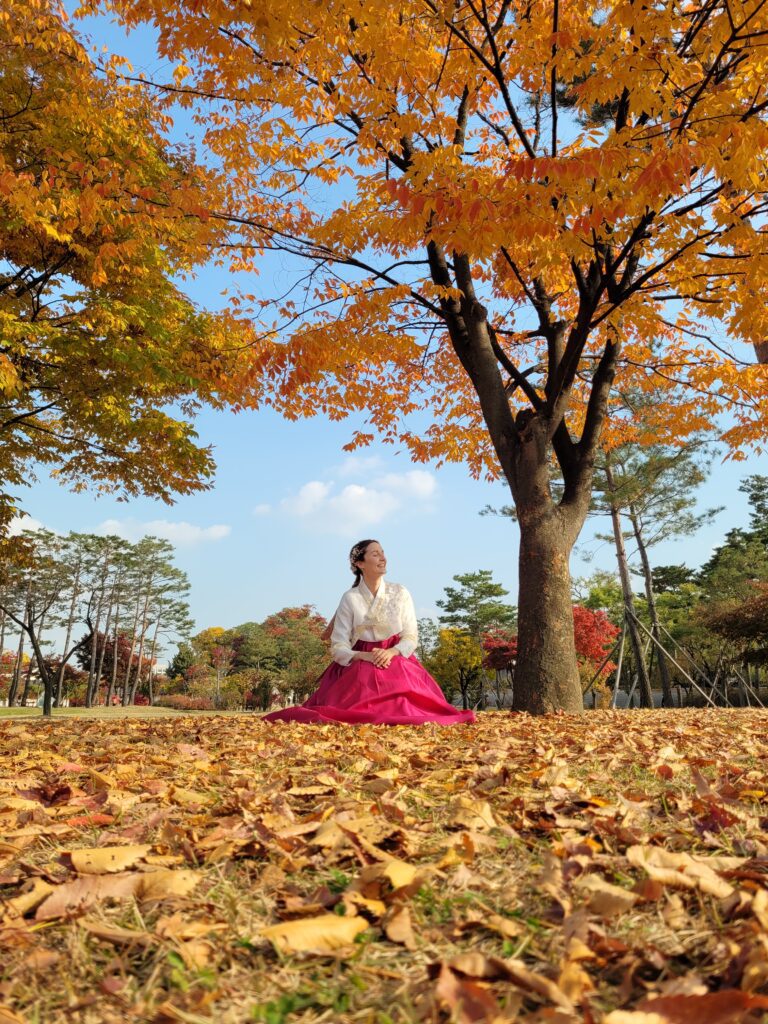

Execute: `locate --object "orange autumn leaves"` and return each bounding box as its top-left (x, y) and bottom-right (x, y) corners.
top-left (0, 1), bottom-right (261, 514)
top-left (2, 709), bottom-right (768, 1023)
top-left (74, 0), bottom-right (768, 475)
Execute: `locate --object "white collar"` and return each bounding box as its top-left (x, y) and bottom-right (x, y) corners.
top-left (358, 577), bottom-right (386, 604)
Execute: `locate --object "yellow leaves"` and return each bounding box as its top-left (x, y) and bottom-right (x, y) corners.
top-left (260, 913), bottom-right (367, 955)
top-left (448, 795), bottom-right (498, 831)
top-left (573, 873), bottom-right (639, 917)
top-left (66, 844), bottom-right (153, 874)
top-left (626, 845), bottom-right (742, 899)
top-left (3, 709), bottom-right (768, 1021)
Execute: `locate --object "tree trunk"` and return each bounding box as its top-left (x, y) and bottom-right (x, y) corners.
top-left (24, 614), bottom-right (54, 717)
top-left (94, 600), bottom-right (114, 704)
top-left (628, 506), bottom-right (674, 707)
top-left (19, 656), bottom-right (34, 707)
top-left (56, 554), bottom-right (82, 706)
top-left (86, 579), bottom-right (108, 707)
top-left (0, 609), bottom-right (5, 690)
top-left (8, 629), bottom-right (24, 706)
top-left (145, 617), bottom-right (161, 706)
top-left (123, 595), bottom-right (143, 704)
top-left (604, 469), bottom-right (654, 709)
top-left (513, 517), bottom-right (583, 713)
top-left (128, 596), bottom-right (151, 705)
top-left (105, 596), bottom-right (121, 706)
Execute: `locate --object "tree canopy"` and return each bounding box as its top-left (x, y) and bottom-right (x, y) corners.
top-left (76, 0), bottom-right (768, 712)
top-left (0, 1), bottom-right (256, 525)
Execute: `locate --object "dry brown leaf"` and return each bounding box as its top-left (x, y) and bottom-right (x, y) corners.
top-left (574, 874), bottom-right (639, 917)
top-left (0, 1007), bottom-right (27, 1024)
top-left (459, 909), bottom-right (523, 941)
top-left (557, 959), bottom-right (593, 1003)
top-left (343, 890), bottom-right (387, 918)
top-left (383, 905), bottom-right (416, 949)
top-left (68, 843), bottom-right (152, 874)
top-left (612, 991), bottom-right (768, 1024)
top-left (2, 878), bottom-right (53, 920)
top-left (626, 845), bottom-right (743, 898)
top-left (441, 952), bottom-right (575, 1011)
top-left (35, 869), bottom-right (200, 920)
top-left (21, 949), bottom-right (60, 971)
top-left (354, 855), bottom-right (425, 897)
top-left (80, 919), bottom-right (155, 946)
top-left (136, 869), bottom-right (201, 901)
top-left (448, 795), bottom-right (498, 830)
top-left (155, 912), bottom-right (226, 940)
top-left (261, 913), bottom-right (367, 954)
top-left (433, 961), bottom-right (501, 1024)
top-left (169, 785), bottom-right (212, 807)
top-left (175, 938), bottom-right (214, 970)
top-left (604, 1013), bottom-right (666, 1024)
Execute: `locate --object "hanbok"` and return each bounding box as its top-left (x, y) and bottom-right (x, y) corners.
top-left (264, 579), bottom-right (475, 726)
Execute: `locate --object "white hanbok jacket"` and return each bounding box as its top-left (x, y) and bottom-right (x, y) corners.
top-left (330, 578), bottom-right (418, 666)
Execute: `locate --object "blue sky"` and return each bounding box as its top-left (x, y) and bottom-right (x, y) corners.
top-left (10, 6), bottom-right (768, 653)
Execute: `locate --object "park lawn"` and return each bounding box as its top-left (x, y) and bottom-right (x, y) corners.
top-left (0, 710), bottom-right (767, 1024)
top-left (0, 706), bottom-right (243, 720)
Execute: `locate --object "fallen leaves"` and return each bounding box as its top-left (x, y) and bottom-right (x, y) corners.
top-left (0, 708), bottom-right (767, 1023)
top-left (261, 913), bottom-right (368, 954)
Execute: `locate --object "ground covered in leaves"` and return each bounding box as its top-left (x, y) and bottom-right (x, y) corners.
top-left (1, 709), bottom-right (768, 1024)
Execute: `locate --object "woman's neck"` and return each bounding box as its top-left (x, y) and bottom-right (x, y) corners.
top-left (362, 572), bottom-right (383, 595)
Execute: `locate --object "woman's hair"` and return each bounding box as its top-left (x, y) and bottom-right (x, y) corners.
top-left (349, 539), bottom-right (379, 587)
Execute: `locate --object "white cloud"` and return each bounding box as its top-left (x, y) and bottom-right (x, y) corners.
top-left (282, 481), bottom-right (332, 518)
top-left (252, 503), bottom-right (272, 516)
top-left (7, 514), bottom-right (44, 536)
top-left (97, 518), bottom-right (231, 546)
top-left (279, 468), bottom-right (438, 534)
top-left (334, 455), bottom-right (384, 477)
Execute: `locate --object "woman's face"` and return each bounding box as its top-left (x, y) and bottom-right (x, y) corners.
top-left (356, 542), bottom-right (387, 578)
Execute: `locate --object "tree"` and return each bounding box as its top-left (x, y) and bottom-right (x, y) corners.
top-left (572, 605), bottom-right (620, 693)
top-left (481, 628), bottom-right (517, 708)
top-left (0, 531), bottom-right (92, 715)
top-left (87, 0), bottom-right (768, 712)
top-left (261, 607), bottom-right (329, 707)
top-left (437, 572), bottom-right (516, 639)
top-left (0, 0), bottom-right (257, 525)
top-left (426, 628), bottom-right (483, 711)
top-left (0, 528), bottom-right (191, 713)
top-left (701, 583), bottom-right (768, 665)
top-left (593, 423), bottom-right (721, 705)
top-left (167, 641), bottom-right (196, 683)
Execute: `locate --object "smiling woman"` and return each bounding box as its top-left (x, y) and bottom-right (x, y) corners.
top-left (264, 539), bottom-right (476, 725)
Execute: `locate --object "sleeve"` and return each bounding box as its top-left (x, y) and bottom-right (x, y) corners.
top-left (394, 587), bottom-right (418, 658)
top-left (330, 593), bottom-right (356, 666)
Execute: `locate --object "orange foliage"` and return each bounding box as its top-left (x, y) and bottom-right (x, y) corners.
top-left (76, 0), bottom-right (768, 472)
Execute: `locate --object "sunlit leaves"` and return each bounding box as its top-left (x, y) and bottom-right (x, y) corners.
top-left (2, 708), bottom-right (768, 1019)
top-left (0, 1), bottom-right (259, 516)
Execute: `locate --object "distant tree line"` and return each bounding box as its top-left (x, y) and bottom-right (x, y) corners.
top-left (161, 608), bottom-right (329, 711)
top-left (0, 531), bottom-right (190, 714)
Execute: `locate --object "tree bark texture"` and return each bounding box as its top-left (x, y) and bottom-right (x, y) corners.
top-left (513, 517), bottom-right (583, 713)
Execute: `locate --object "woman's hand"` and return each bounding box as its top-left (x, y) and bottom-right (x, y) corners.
top-left (371, 647), bottom-right (398, 668)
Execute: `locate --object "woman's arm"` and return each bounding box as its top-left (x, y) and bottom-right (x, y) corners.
top-left (394, 587), bottom-right (418, 658)
top-left (330, 595), bottom-right (374, 665)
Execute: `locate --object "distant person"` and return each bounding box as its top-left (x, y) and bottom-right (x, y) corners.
top-left (264, 539), bottom-right (476, 725)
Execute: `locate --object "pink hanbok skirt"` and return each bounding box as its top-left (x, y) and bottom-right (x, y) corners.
top-left (263, 634), bottom-right (476, 726)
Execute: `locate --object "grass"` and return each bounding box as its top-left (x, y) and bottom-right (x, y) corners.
top-left (0, 708), bottom-right (767, 1023)
top-left (0, 705), bottom-right (247, 720)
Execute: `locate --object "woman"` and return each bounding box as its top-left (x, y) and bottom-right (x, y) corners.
top-left (264, 539), bottom-right (476, 725)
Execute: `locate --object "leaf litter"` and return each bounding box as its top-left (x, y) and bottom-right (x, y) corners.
top-left (0, 708), bottom-right (767, 1023)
